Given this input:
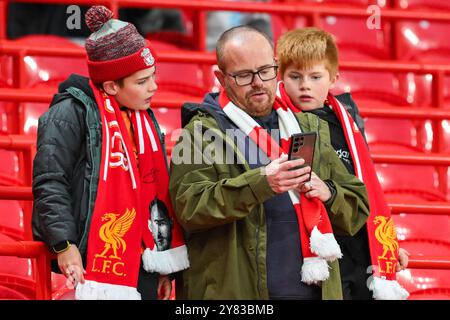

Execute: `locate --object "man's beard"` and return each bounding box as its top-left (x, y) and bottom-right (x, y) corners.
top-left (244, 87), bottom-right (274, 117)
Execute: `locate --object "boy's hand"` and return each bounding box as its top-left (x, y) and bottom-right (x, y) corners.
top-left (396, 248), bottom-right (410, 272)
top-left (264, 155), bottom-right (311, 194)
top-left (157, 275), bottom-right (172, 300)
top-left (57, 244), bottom-right (86, 289)
top-left (299, 172), bottom-right (331, 202)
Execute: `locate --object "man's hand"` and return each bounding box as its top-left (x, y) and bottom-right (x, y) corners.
top-left (264, 155), bottom-right (312, 194)
top-left (157, 275), bottom-right (172, 300)
top-left (299, 172), bottom-right (332, 202)
top-left (396, 248), bottom-right (410, 272)
top-left (57, 244), bottom-right (86, 289)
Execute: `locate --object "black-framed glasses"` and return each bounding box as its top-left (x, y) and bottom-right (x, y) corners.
top-left (227, 65), bottom-right (278, 86)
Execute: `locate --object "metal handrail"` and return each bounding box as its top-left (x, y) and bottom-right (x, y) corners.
top-left (1, 40), bottom-right (450, 74)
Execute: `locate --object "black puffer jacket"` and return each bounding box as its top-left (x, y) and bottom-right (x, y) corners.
top-left (32, 74), bottom-right (166, 265)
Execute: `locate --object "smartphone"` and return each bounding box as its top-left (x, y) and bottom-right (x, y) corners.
top-left (288, 132), bottom-right (317, 180)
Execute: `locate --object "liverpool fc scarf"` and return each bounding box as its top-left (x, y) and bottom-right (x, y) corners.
top-left (218, 90), bottom-right (342, 285)
top-left (75, 82), bottom-right (189, 300)
top-left (277, 81), bottom-right (408, 299)
top-left (326, 93), bottom-right (409, 300)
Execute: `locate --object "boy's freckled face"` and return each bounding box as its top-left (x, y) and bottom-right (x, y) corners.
top-left (114, 66), bottom-right (158, 111)
top-left (282, 61), bottom-right (337, 111)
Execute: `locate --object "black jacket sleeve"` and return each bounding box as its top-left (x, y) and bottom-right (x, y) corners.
top-left (32, 96), bottom-right (86, 248)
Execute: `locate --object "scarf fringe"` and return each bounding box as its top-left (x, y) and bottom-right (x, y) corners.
top-left (75, 280), bottom-right (141, 300)
top-left (369, 277), bottom-right (410, 300)
top-left (301, 257), bottom-right (330, 285)
top-left (142, 245), bottom-right (190, 275)
top-left (310, 226), bottom-right (343, 261)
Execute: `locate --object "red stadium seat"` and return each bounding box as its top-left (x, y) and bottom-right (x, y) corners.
top-left (50, 272), bottom-right (74, 300)
top-left (363, 118), bottom-right (433, 152)
top-left (0, 55), bottom-right (13, 88)
top-left (321, 16), bottom-right (391, 60)
top-left (392, 214), bottom-right (450, 245)
top-left (0, 234), bottom-right (32, 276)
top-left (273, 16), bottom-right (390, 60)
top-left (333, 71), bottom-right (412, 107)
top-left (395, 73), bottom-right (434, 108)
top-left (271, 14), bottom-right (307, 42)
top-left (22, 102), bottom-right (49, 136)
top-left (397, 21), bottom-right (450, 63)
top-left (0, 274), bottom-right (35, 300)
top-left (51, 272), bottom-right (66, 293)
top-left (397, 269), bottom-right (450, 300)
top-left (52, 287), bottom-right (75, 300)
top-left (399, 0), bottom-right (450, 10)
top-left (408, 288), bottom-right (450, 300)
top-left (0, 150), bottom-right (20, 183)
top-left (444, 76), bottom-right (450, 109)
top-left (371, 145), bottom-right (446, 202)
top-left (0, 100), bottom-right (20, 134)
top-left (0, 234), bottom-right (35, 299)
top-left (0, 36), bottom-right (86, 135)
top-left (147, 39), bottom-right (214, 95)
top-left (275, 0), bottom-right (383, 6)
top-left (151, 106), bottom-right (182, 159)
top-left (0, 201), bottom-right (25, 240)
top-left (375, 162), bottom-right (446, 202)
top-left (0, 285), bottom-right (30, 300)
top-left (11, 35), bottom-right (88, 88)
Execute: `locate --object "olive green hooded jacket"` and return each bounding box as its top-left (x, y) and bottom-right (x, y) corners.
top-left (169, 96), bottom-right (369, 300)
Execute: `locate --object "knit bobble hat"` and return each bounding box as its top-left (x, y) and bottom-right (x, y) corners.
top-left (84, 5), bottom-right (156, 84)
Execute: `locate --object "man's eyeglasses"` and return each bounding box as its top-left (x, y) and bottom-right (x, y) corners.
top-left (227, 65), bottom-right (278, 86)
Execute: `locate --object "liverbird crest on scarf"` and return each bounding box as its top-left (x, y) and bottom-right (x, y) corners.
top-left (75, 82), bottom-right (189, 300)
top-left (218, 89), bottom-right (342, 285)
top-left (277, 81), bottom-right (408, 300)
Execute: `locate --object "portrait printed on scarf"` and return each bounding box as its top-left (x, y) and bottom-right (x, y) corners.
top-left (148, 198), bottom-right (173, 251)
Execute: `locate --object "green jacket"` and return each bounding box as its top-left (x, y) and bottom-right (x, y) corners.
top-left (169, 102), bottom-right (369, 300)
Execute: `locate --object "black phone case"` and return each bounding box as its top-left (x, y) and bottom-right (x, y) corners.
top-left (288, 132), bottom-right (317, 175)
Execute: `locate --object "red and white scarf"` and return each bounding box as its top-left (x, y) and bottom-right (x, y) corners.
top-left (278, 81), bottom-right (408, 299)
top-left (75, 82), bottom-right (189, 300)
top-left (218, 90), bottom-right (342, 285)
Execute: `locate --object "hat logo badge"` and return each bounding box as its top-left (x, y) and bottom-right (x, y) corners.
top-left (141, 48), bottom-right (155, 66)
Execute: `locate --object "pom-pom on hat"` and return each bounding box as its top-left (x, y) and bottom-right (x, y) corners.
top-left (84, 5), bottom-right (156, 84)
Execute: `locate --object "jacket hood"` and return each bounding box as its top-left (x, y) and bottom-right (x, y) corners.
top-left (181, 92), bottom-right (234, 132)
top-left (50, 74), bottom-right (94, 106)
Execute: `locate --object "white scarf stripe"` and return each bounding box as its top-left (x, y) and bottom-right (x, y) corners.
top-left (277, 107), bottom-right (302, 139)
top-left (288, 190), bottom-right (300, 205)
top-left (276, 81), bottom-right (282, 99)
top-left (135, 110), bottom-right (145, 154)
top-left (143, 115), bottom-right (158, 152)
top-left (103, 116), bottom-right (110, 181)
top-left (105, 98), bottom-right (114, 113)
top-left (223, 102), bottom-right (254, 135)
top-left (335, 100), bottom-right (363, 181)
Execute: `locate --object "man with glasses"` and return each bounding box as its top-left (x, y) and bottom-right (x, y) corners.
top-left (169, 26), bottom-right (369, 300)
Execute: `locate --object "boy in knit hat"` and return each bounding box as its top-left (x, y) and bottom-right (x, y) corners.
top-left (32, 5), bottom-right (189, 300)
top-left (276, 27), bottom-right (409, 300)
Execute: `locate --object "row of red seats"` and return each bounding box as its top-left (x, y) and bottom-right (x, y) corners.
top-left (277, 0), bottom-right (450, 11)
top-left (272, 15), bottom-right (450, 62)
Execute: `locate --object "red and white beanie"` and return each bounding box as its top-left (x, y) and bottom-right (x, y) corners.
top-left (84, 6), bottom-right (156, 84)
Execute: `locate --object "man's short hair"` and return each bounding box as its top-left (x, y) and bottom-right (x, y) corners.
top-left (216, 25), bottom-right (274, 72)
top-left (277, 27), bottom-right (339, 79)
